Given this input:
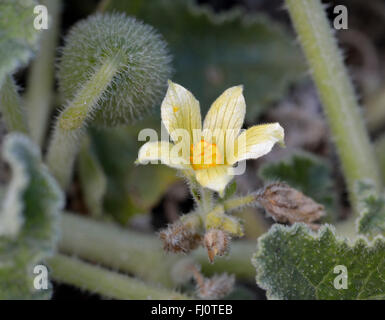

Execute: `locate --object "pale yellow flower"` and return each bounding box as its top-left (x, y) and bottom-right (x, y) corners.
top-left (137, 81), bottom-right (284, 195)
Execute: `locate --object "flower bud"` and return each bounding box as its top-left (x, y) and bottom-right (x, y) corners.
top-left (257, 182), bottom-right (325, 228)
top-left (159, 221), bottom-right (202, 254)
top-left (197, 273), bottom-right (235, 300)
top-left (204, 229), bottom-right (230, 263)
top-left (205, 208), bottom-right (244, 237)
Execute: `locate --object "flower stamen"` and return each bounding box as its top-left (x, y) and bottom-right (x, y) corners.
top-left (190, 139), bottom-right (222, 170)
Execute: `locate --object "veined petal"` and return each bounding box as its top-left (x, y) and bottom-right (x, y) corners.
top-left (161, 81), bottom-right (202, 148)
top-left (229, 123), bottom-right (284, 164)
top-left (202, 86), bottom-right (245, 154)
top-left (195, 165), bottom-right (234, 195)
top-left (137, 141), bottom-right (188, 169)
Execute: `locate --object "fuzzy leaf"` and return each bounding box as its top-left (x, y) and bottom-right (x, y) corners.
top-left (0, 0), bottom-right (40, 84)
top-left (89, 123), bottom-right (179, 224)
top-left (0, 134), bottom-right (64, 299)
top-left (253, 224), bottom-right (385, 300)
top-left (356, 181), bottom-right (385, 237)
top-left (258, 151), bottom-right (336, 216)
top-left (108, 0), bottom-right (306, 120)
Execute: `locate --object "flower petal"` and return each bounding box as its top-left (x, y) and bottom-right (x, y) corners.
top-left (195, 165), bottom-right (234, 195)
top-left (137, 141), bottom-right (188, 169)
top-left (202, 86), bottom-right (245, 154)
top-left (161, 81), bottom-right (202, 147)
top-left (229, 123), bottom-right (284, 164)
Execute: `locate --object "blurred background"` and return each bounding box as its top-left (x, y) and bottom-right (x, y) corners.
top-left (7, 0), bottom-right (385, 299)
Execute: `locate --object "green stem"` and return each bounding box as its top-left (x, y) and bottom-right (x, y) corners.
top-left (49, 254), bottom-right (190, 300)
top-left (200, 188), bottom-right (213, 214)
top-left (205, 205), bottom-right (224, 217)
top-left (78, 135), bottom-right (107, 217)
top-left (285, 0), bottom-right (382, 215)
top-left (25, 0), bottom-right (61, 146)
top-left (46, 54), bottom-right (120, 189)
top-left (193, 242), bottom-right (255, 280)
top-left (59, 212), bottom-right (256, 285)
top-left (184, 172), bottom-right (202, 205)
top-left (223, 194), bottom-right (257, 211)
top-left (0, 75), bottom-right (27, 133)
top-left (202, 194), bottom-right (258, 216)
top-left (60, 212), bottom-right (178, 287)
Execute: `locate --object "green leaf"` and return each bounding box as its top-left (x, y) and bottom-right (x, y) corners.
top-left (222, 180), bottom-right (237, 201)
top-left (107, 0), bottom-right (306, 120)
top-left (356, 180), bottom-right (385, 237)
top-left (253, 223), bottom-right (385, 300)
top-left (0, 134), bottom-right (64, 299)
top-left (258, 151), bottom-right (336, 218)
top-left (0, 0), bottom-right (40, 84)
top-left (0, 74), bottom-right (28, 133)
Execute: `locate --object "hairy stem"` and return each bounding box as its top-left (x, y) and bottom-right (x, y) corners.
top-left (285, 0), bottom-right (382, 215)
top-left (0, 75), bottom-right (27, 133)
top-left (202, 194), bottom-right (258, 216)
top-left (200, 188), bottom-right (213, 214)
top-left (49, 254), bottom-right (190, 299)
top-left (26, 0), bottom-right (61, 146)
top-left (59, 212), bottom-right (256, 285)
top-left (46, 54), bottom-right (120, 189)
top-left (223, 194), bottom-right (257, 211)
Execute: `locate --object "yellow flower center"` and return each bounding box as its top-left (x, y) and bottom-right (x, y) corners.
top-left (190, 140), bottom-right (222, 170)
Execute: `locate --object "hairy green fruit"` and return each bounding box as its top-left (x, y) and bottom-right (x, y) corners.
top-left (57, 13), bottom-right (171, 127)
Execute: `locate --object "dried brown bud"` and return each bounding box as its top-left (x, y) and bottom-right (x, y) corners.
top-left (159, 222), bottom-right (202, 254)
top-left (204, 229), bottom-right (230, 263)
top-left (189, 265), bottom-right (235, 300)
top-left (257, 182), bottom-right (325, 228)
